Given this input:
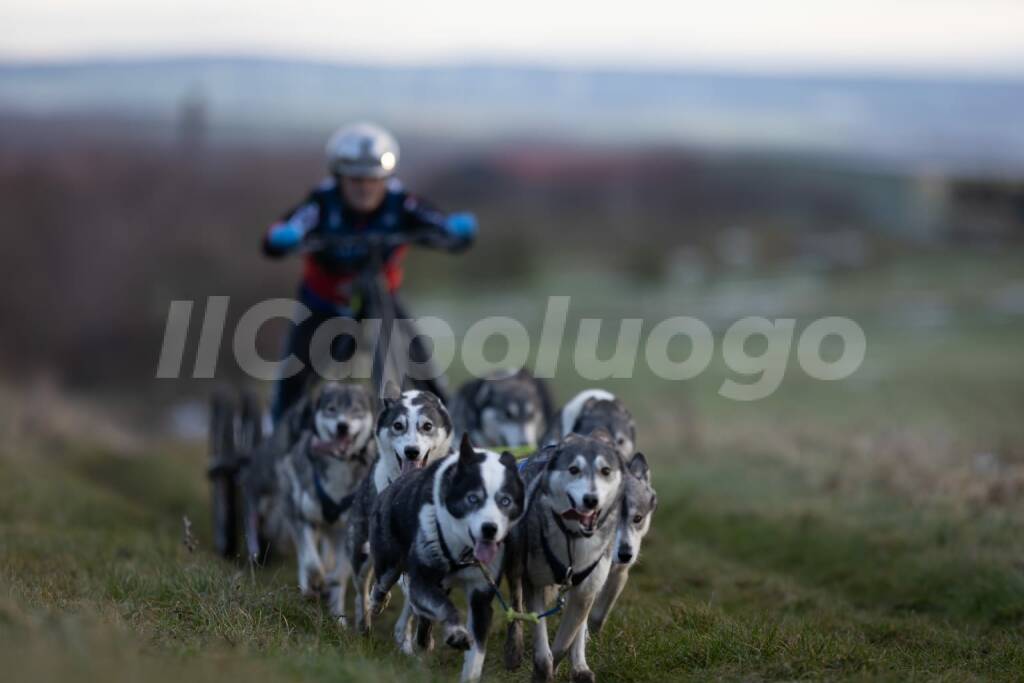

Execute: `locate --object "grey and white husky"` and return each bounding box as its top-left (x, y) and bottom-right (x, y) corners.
top-left (588, 453), bottom-right (657, 634)
top-left (504, 432), bottom-right (626, 683)
top-left (368, 434), bottom-right (526, 682)
top-left (450, 368), bottom-right (555, 449)
top-left (345, 386), bottom-right (454, 632)
top-left (541, 389), bottom-right (636, 460)
top-left (271, 382), bottom-right (376, 620)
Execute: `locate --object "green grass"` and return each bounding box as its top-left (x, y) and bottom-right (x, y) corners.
top-left (4, 253), bottom-right (1024, 681)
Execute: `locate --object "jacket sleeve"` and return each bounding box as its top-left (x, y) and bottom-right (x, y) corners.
top-left (399, 194), bottom-right (476, 253)
top-left (262, 201), bottom-right (320, 258)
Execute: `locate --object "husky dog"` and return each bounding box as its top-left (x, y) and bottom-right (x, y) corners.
top-left (368, 435), bottom-right (526, 682)
top-left (346, 386), bottom-right (454, 632)
top-left (271, 382), bottom-right (375, 621)
top-left (450, 368), bottom-right (555, 449)
top-left (504, 432), bottom-right (626, 683)
top-left (241, 386), bottom-right (338, 555)
top-left (588, 453), bottom-right (656, 634)
top-left (542, 389), bottom-right (636, 460)
top-left (242, 383), bottom-right (340, 493)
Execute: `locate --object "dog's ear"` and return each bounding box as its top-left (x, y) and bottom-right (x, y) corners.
top-left (542, 442), bottom-right (563, 471)
top-left (500, 450), bottom-right (527, 501)
top-left (382, 380), bottom-right (402, 403)
top-left (458, 433), bottom-right (476, 466)
top-left (628, 452), bottom-right (651, 482)
top-left (499, 450), bottom-right (518, 470)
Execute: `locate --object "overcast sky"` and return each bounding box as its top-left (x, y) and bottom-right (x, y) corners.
top-left (3, 0), bottom-right (1022, 74)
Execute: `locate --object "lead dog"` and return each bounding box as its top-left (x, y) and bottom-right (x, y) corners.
top-left (368, 434), bottom-right (526, 682)
top-left (504, 432), bottom-right (626, 683)
top-left (541, 389), bottom-right (636, 460)
top-left (270, 382), bottom-right (376, 620)
top-left (588, 453), bottom-right (657, 634)
top-left (345, 386), bottom-right (454, 632)
top-left (451, 368), bottom-right (555, 449)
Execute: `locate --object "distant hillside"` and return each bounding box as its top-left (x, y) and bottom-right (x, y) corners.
top-left (1, 57), bottom-right (1022, 174)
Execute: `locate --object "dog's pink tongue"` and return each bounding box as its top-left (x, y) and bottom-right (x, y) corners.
top-left (474, 540), bottom-right (498, 565)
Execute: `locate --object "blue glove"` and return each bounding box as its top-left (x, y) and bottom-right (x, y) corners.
top-left (445, 213), bottom-right (478, 240)
top-left (267, 221), bottom-right (304, 250)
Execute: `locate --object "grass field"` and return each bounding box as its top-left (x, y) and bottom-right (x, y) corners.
top-left (3, 253), bottom-right (1024, 681)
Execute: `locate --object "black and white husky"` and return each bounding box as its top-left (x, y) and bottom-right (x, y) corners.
top-left (271, 382), bottom-right (375, 620)
top-left (504, 432), bottom-right (626, 683)
top-left (345, 386), bottom-right (454, 632)
top-left (541, 389), bottom-right (636, 460)
top-left (369, 434), bottom-right (526, 682)
top-left (450, 368), bottom-right (555, 449)
top-left (588, 453), bottom-right (657, 634)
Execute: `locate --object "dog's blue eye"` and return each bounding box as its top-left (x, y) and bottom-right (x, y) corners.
top-left (499, 496), bottom-right (512, 507)
top-left (467, 493), bottom-right (480, 505)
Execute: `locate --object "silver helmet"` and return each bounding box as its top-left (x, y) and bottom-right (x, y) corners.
top-left (325, 122), bottom-right (399, 178)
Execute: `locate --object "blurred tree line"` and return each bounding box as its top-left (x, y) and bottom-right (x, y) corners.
top-left (0, 114), bottom-right (1020, 394)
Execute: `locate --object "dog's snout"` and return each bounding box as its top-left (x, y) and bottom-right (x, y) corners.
top-left (336, 421), bottom-right (349, 437)
top-left (404, 445), bottom-right (421, 459)
top-left (618, 547), bottom-right (634, 563)
top-left (582, 493), bottom-right (599, 510)
top-left (481, 522), bottom-right (498, 540)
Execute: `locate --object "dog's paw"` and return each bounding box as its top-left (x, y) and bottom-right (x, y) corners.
top-left (415, 620), bottom-right (434, 653)
top-left (571, 669), bottom-right (596, 683)
top-left (532, 654), bottom-right (554, 683)
top-left (301, 566), bottom-right (325, 597)
top-left (335, 614), bottom-right (350, 630)
top-left (368, 586), bottom-right (391, 616)
top-left (504, 626), bottom-right (524, 670)
top-left (444, 624), bottom-right (472, 651)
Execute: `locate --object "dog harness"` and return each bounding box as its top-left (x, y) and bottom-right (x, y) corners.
top-left (308, 447), bottom-right (355, 524)
top-left (542, 509), bottom-right (603, 587)
top-left (470, 507), bottom-right (605, 625)
top-left (429, 510), bottom-right (565, 624)
top-left (311, 466), bottom-right (347, 524)
top-left (434, 514), bottom-right (476, 573)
